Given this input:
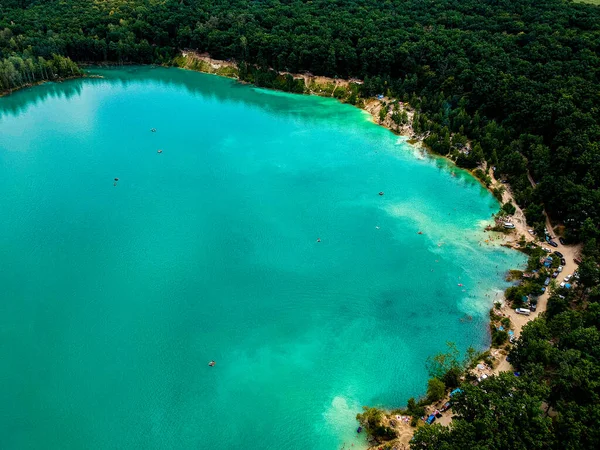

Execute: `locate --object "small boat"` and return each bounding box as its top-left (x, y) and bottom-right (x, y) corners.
top-left (114, 178), bottom-right (119, 181)
top-left (208, 361), bottom-right (216, 367)
top-left (150, 128), bottom-right (157, 132)
top-left (316, 238), bottom-right (321, 243)
top-left (378, 191), bottom-right (384, 196)
top-left (157, 149), bottom-right (163, 154)
top-left (458, 283), bottom-right (463, 287)
top-left (357, 426), bottom-right (362, 433)
top-left (418, 231), bottom-right (423, 235)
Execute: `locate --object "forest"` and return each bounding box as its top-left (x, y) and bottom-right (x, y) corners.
top-left (1, 1), bottom-right (600, 448)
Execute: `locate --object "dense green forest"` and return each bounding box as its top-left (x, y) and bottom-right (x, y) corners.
top-left (1, 1), bottom-right (600, 448)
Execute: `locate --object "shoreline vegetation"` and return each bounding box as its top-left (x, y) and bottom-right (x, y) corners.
top-left (0, 54), bottom-right (82, 98)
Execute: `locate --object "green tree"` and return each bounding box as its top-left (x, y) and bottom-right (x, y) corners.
top-left (426, 378), bottom-right (446, 403)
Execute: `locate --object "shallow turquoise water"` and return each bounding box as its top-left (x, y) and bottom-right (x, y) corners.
top-left (0, 67), bottom-right (524, 449)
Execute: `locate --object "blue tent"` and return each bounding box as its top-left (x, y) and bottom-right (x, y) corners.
top-left (565, 283), bottom-right (572, 289)
top-left (450, 388), bottom-right (463, 397)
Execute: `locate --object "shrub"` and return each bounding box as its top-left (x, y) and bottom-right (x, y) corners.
top-left (491, 329), bottom-right (509, 347)
top-left (501, 201), bottom-right (516, 215)
top-left (426, 378), bottom-right (446, 403)
top-left (406, 397), bottom-right (426, 418)
top-left (356, 407), bottom-right (397, 440)
top-left (442, 366), bottom-right (462, 388)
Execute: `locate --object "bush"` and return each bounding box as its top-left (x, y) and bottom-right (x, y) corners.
top-left (406, 397), bottom-right (426, 418)
top-left (492, 186), bottom-right (505, 201)
top-left (442, 366), bottom-right (463, 388)
top-left (356, 407), bottom-right (397, 441)
top-left (426, 378), bottom-right (446, 403)
top-left (474, 168), bottom-right (492, 187)
top-left (491, 328), bottom-right (509, 347)
top-left (501, 202), bottom-right (516, 215)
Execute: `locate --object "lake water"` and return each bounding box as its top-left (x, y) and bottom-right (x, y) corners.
top-left (0, 67), bottom-right (524, 449)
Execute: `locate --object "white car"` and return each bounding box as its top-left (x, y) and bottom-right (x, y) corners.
top-left (543, 247), bottom-right (551, 253)
top-left (560, 282), bottom-right (565, 288)
top-left (557, 265), bottom-right (563, 272)
top-left (564, 274), bottom-right (572, 282)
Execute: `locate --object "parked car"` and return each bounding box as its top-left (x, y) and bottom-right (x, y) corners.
top-left (552, 271), bottom-right (559, 278)
top-left (549, 241), bottom-right (558, 247)
top-left (564, 274), bottom-right (572, 282)
top-left (560, 282), bottom-right (566, 288)
top-left (557, 265), bottom-right (563, 272)
top-left (530, 303), bottom-right (537, 312)
top-left (543, 247), bottom-right (551, 253)
top-left (559, 237), bottom-right (567, 245)
top-left (544, 277), bottom-right (551, 286)
top-left (561, 258), bottom-right (566, 265)
top-left (554, 251), bottom-right (564, 258)
top-left (441, 402), bottom-right (451, 412)
top-left (516, 308), bottom-right (531, 316)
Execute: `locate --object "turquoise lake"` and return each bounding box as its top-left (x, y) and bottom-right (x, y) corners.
top-left (0, 67), bottom-right (524, 449)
